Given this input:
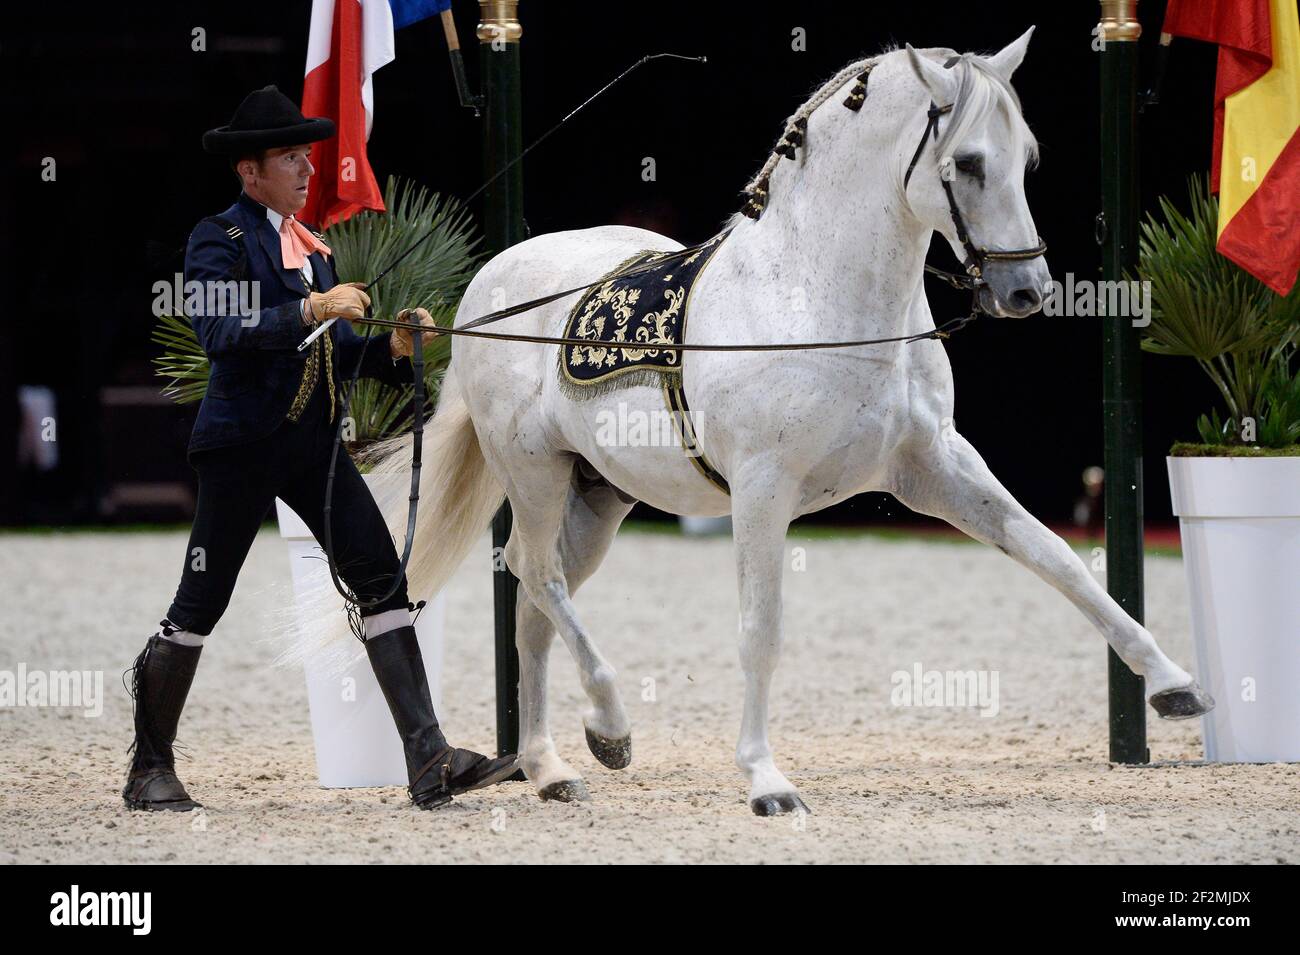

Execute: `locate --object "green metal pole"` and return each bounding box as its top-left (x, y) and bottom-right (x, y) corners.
top-left (478, 0), bottom-right (525, 761)
top-left (1098, 0), bottom-right (1148, 764)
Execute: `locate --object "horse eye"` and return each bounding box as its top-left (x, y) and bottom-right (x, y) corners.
top-left (955, 156), bottom-right (983, 175)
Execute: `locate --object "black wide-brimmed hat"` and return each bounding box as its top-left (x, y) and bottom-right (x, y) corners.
top-left (202, 85), bottom-right (335, 155)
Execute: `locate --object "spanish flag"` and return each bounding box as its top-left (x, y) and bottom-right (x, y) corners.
top-left (1165, 0), bottom-right (1300, 295)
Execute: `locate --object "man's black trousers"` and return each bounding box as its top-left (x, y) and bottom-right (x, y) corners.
top-left (165, 382), bottom-right (410, 635)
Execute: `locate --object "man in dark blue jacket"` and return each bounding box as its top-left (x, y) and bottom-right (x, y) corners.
top-left (124, 86), bottom-right (517, 814)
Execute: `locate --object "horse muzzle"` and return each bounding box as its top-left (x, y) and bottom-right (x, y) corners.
top-left (978, 260), bottom-right (1051, 319)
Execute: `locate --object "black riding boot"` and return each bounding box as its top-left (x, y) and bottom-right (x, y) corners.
top-left (364, 624), bottom-right (518, 809)
top-left (122, 629), bottom-right (203, 811)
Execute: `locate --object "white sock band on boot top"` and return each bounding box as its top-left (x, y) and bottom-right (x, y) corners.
top-left (363, 608), bottom-right (412, 640)
top-left (159, 628), bottom-right (205, 647)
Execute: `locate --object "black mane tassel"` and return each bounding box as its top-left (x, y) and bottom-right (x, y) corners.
top-left (740, 174), bottom-right (770, 219)
top-left (842, 68), bottom-right (873, 111)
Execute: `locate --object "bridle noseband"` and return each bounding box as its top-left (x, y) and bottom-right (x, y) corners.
top-left (902, 99), bottom-right (1047, 291)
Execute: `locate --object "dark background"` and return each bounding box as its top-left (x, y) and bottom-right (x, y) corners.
top-left (0, 0), bottom-right (1221, 528)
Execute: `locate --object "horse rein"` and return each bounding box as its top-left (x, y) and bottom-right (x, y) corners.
top-left (353, 231), bottom-right (978, 351)
top-left (357, 304), bottom-right (978, 350)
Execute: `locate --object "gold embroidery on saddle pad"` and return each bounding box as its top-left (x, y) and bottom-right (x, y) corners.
top-left (557, 230), bottom-right (730, 400)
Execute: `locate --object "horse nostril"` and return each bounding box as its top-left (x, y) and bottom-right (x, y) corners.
top-left (1009, 286), bottom-right (1042, 312)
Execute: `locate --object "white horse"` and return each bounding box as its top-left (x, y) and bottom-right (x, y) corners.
top-left (353, 29), bottom-right (1213, 815)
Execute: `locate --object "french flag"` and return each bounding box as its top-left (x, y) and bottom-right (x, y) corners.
top-left (300, 0), bottom-right (449, 228)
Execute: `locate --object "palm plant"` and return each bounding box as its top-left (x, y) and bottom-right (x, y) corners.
top-left (151, 175), bottom-right (483, 454)
top-left (1137, 174), bottom-right (1300, 450)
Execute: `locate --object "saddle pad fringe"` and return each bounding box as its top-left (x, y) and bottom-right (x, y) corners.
top-left (556, 367), bottom-right (674, 402)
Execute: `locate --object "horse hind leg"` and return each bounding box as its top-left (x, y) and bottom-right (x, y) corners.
top-left (510, 456), bottom-right (636, 802)
top-left (516, 598), bottom-right (586, 802)
top-left (563, 460), bottom-right (638, 768)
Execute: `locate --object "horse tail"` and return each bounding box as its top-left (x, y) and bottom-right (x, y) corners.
top-left (274, 367), bottom-right (504, 670)
top-left (359, 366), bottom-right (506, 607)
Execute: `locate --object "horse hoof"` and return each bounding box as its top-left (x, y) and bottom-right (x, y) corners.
top-left (749, 793), bottom-right (811, 817)
top-left (538, 779), bottom-right (590, 803)
top-left (1149, 682), bottom-right (1215, 720)
top-left (585, 727), bottom-right (632, 769)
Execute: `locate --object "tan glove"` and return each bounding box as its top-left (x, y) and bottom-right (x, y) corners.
top-left (391, 307), bottom-right (438, 359)
top-left (305, 282), bottom-right (371, 324)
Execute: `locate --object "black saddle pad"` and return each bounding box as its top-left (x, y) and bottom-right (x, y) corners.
top-left (559, 230), bottom-right (730, 391)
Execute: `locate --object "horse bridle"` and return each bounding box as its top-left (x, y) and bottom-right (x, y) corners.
top-left (903, 100), bottom-right (1047, 291)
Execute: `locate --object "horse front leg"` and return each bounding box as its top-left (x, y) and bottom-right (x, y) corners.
top-left (891, 428), bottom-right (1213, 718)
top-left (730, 470), bottom-right (809, 816)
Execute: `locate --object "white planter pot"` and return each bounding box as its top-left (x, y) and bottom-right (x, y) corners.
top-left (1167, 455), bottom-right (1300, 763)
top-left (275, 472), bottom-right (445, 788)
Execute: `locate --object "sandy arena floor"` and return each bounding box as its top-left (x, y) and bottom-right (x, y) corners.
top-left (1, 524), bottom-right (1296, 864)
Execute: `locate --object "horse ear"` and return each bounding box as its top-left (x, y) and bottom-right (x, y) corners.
top-left (905, 43), bottom-right (958, 104)
top-left (984, 26), bottom-right (1035, 81)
